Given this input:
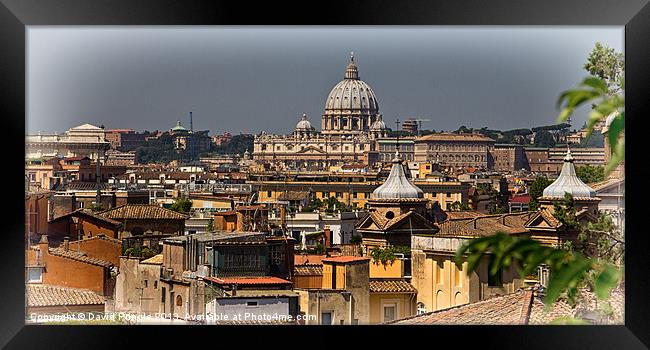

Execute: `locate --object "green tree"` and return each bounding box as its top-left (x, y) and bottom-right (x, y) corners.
top-left (528, 176), bottom-right (552, 211)
top-left (533, 130), bottom-right (556, 148)
top-left (575, 164), bottom-right (605, 184)
top-left (322, 196), bottom-right (350, 213)
top-left (448, 201), bottom-right (470, 212)
top-left (370, 246), bottom-right (410, 266)
top-left (557, 43), bottom-right (624, 175)
top-left (455, 232), bottom-right (622, 310)
top-left (170, 197), bottom-right (192, 213)
top-left (579, 213), bottom-right (624, 264)
top-left (583, 42), bottom-right (625, 94)
top-left (206, 219), bottom-right (214, 232)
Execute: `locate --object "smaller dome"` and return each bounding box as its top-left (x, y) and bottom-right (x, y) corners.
top-left (372, 151), bottom-right (424, 199)
top-left (171, 120), bottom-right (187, 132)
top-left (542, 147), bottom-right (596, 198)
top-left (370, 115), bottom-right (387, 131)
top-left (295, 114), bottom-right (314, 131)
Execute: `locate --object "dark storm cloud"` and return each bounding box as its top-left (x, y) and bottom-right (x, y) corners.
top-left (27, 26), bottom-right (623, 135)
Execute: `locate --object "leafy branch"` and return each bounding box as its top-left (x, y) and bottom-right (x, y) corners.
top-left (370, 246), bottom-right (410, 266)
top-left (557, 43), bottom-right (624, 175)
top-left (454, 232), bottom-right (621, 309)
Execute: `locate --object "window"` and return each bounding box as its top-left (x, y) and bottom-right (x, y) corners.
top-left (385, 211), bottom-right (395, 220)
top-left (154, 281), bottom-right (158, 289)
top-left (27, 267), bottom-right (42, 283)
top-left (417, 302), bottom-right (426, 315)
top-left (488, 267), bottom-right (503, 287)
top-left (383, 305), bottom-right (396, 323)
top-left (246, 301), bottom-right (258, 307)
top-left (143, 280), bottom-right (148, 288)
top-left (446, 192), bottom-right (451, 197)
top-left (176, 295), bottom-right (183, 306)
top-left (321, 312), bottom-right (333, 325)
top-left (267, 191), bottom-right (272, 198)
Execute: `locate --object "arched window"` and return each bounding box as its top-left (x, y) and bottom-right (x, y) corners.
top-left (417, 302), bottom-right (426, 315)
top-left (176, 295), bottom-right (183, 307)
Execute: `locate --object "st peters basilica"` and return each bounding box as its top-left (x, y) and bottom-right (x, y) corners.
top-left (253, 53), bottom-right (389, 171)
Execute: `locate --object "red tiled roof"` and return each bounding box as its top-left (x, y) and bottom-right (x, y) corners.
top-left (510, 195), bottom-right (531, 203)
top-left (49, 209), bottom-right (122, 226)
top-left (27, 284), bottom-right (105, 307)
top-left (98, 204), bottom-right (189, 220)
top-left (203, 276), bottom-right (292, 285)
top-left (294, 254), bottom-right (325, 265)
top-left (49, 248), bottom-right (114, 268)
top-left (390, 289), bottom-right (533, 325)
top-left (322, 256), bottom-right (370, 264)
top-left (294, 264), bottom-right (323, 276)
top-left (369, 280), bottom-right (417, 294)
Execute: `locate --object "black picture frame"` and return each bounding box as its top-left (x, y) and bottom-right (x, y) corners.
top-left (2, 0), bottom-right (649, 348)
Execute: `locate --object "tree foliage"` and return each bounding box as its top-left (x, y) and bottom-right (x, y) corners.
top-left (170, 197), bottom-right (192, 213)
top-left (370, 246), bottom-right (411, 266)
top-left (212, 134), bottom-right (254, 156)
top-left (558, 43), bottom-right (624, 175)
top-left (528, 176), bottom-right (552, 211)
top-left (448, 201), bottom-right (470, 212)
top-left (533, 130), bottom-right (557, 148)
top-left (583, 42), bottom-right (625, 94)
top-left (575, 165), bottom-right (605, 184)
top-left (454, 232), bottom-right (621, 309)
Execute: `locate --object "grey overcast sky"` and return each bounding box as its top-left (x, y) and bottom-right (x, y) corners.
top-left (27, 26), bottom-right (623, 135)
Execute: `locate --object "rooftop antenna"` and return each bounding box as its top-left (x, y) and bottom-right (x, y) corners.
top-left (189, 112), bottom-right (193, 133)
top-left (395, 118), bottom-right (401, 156)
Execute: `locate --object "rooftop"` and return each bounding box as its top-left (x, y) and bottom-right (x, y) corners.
top-left (98, 204), bottom-right (190, 220)
top-left (140, 254), bottom-right (163, 265)
top-left (369, 279), bottom-right (417, 294)
top-left (322, 256), bottom-right (370, 264)
top-left (27, 284), bottom-right (105, 307)
top-left (49, 248), bottom-right (114, 268)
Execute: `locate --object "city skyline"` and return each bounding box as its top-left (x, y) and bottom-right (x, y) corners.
top-left (28, 26), bottom-right (623, 135)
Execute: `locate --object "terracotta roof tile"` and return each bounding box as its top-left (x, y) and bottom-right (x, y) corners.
top-left (369, 279), bottom-right (417, 294)
top-left (140, 254), bottom-right (163, 265)
top-left (294, 264), bottom-right (323, 276)
top-left (390, 289), bottom-right (533, 325)
top-left (49, 248), bottom-right (114, 268)
top-left (294, 255), bottom-right (325, 265)
top-left (98, 204), bottom-right (189, 220)
top-left (27, 284), bottom-right (105, 307)
top-left (437, 212), bottom-right (531, 237)
top-left (322, 256), bottom-right (370, 264)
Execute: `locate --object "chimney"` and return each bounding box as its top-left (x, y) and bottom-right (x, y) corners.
top-left (324, 227), bottom-right (332, 248)
top-left (63, 237), bottom-right (70, 251)
top-left (38, 234), bottom-right (49, 254)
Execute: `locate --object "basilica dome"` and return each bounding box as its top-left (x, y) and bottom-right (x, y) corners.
top-left (370, 115), bottom-right (387, 131)
top-left (324, 54), bottom-right (379, 116)
top-left (295, 113), bottom-right (314, 131)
